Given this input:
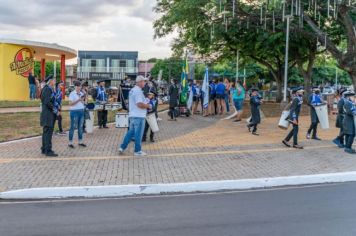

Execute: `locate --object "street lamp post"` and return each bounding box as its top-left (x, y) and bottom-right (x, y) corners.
top-left (283, 15), bottom-right (293, 102)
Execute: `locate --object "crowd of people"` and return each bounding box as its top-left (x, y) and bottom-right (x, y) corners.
top-left (39, 73), bottom-right (356, 157)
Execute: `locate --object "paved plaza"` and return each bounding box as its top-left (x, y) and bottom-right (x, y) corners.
top-left (0, 112), bottom-right (354, 192)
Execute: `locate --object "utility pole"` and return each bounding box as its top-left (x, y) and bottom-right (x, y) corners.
top-left (283, 15), bottom-right (292, 102)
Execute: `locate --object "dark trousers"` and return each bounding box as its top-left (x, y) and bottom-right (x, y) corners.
top-left (42, 126), bottom-right (54, 153)
top-left (169, 107), bottom-right (176, 119)
top-left (307, 122), bottom-right (318, 137)
top-left (248, 123), bottom-right (258, 132)
top-left (285, 124), bottom-right (299, 145)
top-left (143, 121), bottom-right (154, 141)
top-left (97, 110), bottom-right (108, 127)
top-left (54, 114), bottom-right (63, 132)
top-left (345, 134), bottom-right (355, 149)
top-left (337, 127), bottom-right (345, 145)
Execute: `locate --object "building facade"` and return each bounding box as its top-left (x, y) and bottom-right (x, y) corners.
top-left (77, 51), bottom-right (138, 83)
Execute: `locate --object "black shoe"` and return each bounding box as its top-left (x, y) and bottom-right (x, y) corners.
top-left (252, 132), bottom-right (259, 136)
top-left (233, 119), bottom-right (241, 123)
top-left (150, 138), bottom-right (155, 143)
top-left (45, 152), bottom-right (58, 157)
top-left (282, 140), bottom-right (291, 147)
top-left (312, 137), bottom-right (322, 141)
top-left (103, 126), bottom-right (109, 129)
top-left (247, 125), bottom-right (251, 132)
top-left (142, 138), bottom-right (147, 142)
top-left (79, 143), bottom-right (87, 147)
top-left (68, 144), bottom-right (75, 149)
top-left (41, 149), bottom-right (45, 154)
top-left (293, 145), bottom-right (304, 149)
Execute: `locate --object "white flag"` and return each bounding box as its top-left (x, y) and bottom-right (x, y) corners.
top-left (202, 67), bottom-right (209, 109)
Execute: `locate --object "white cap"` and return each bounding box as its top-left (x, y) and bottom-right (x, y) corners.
top-left (136, 76), bottom-right (148, 83)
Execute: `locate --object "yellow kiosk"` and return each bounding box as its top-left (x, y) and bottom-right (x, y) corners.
top-left (0, 38), bottom-right (77, 101)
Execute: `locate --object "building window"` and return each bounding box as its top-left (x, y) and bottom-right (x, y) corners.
top-left (119, 60), bottom-right (126, 68)
top-left (127, 60), bottom-right (134, 68)
top-left (91, 60), bottom-right (96, 67)
top-left (111, 59), bottom-right (120, 68)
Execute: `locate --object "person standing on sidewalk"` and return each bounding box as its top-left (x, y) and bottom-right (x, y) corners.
top-left (28, 72), bottom-right (36, 100)
top-left (40, 75), bottom-right (58, 157)
top-left (342, 92), bottom-right (356, 154)
top-left (54, 82), bottom-right (66, 135)
top-left (224, 78), bottom-right (231, 113)
top-left (282, 87), bottom-right (304, 149)
top-left (119, 76), bottom-right (152, 156)
top-left (232, 80), bottom-right (245, 122)
top-left (168, 78), bottom-right (179, 121)
top-left (333, 88), bottom-right (347, 148)
top-left (215, 78), bottom-right (226, 115)
top-left (306, 87), bottom-right (323, 140)
top-left (96, 80), bottom-right (109, 129)
top-left (247, 88), bottom-right (262, 135)
top-left (68, 80), bottom-right (87, 149)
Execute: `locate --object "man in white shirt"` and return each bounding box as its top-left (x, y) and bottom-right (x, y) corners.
top-left (119, 76), bottom-right (151, 156)
top-left (68, 80), bottom-right (87, 148)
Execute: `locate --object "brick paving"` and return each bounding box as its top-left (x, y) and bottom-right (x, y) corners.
top-left (0, 111), bottom-right (354, 192)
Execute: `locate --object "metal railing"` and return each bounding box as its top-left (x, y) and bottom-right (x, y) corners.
top-left (77, 67), bottom-right (138, 74)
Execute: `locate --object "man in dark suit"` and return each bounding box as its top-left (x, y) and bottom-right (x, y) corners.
top-left (282, 87), bottom-right (304, 149)
top-left (247, 88), bottom-right (262, 135)
top-left (342, 92), bottom-right (356, 154)
top-left (306, 87), bottom-right (323, 140)
top-left (40, 75), bottom-right (59, 157)
top-left (333, 88), bottom-right (347, 148)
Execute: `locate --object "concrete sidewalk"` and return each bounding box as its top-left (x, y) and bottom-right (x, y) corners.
top-left (0, 106), bottom-right (71, 114)
top-left (0, 112), bottom-right (353, 193)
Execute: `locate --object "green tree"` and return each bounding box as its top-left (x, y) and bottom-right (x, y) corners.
top-left (150, 58), bottom-right (182, 81)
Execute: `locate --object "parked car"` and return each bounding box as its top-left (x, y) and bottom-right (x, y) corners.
top-left (322, 86), bottom-right (335, 95)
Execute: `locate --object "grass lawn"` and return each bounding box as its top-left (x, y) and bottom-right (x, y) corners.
top-left (0, 104), bottom-right (168, 142)
top-left (0, 100), bottom-right (69, 108)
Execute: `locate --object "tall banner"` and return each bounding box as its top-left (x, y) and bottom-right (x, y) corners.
top-left (202, 67), bottom-right (209, 109)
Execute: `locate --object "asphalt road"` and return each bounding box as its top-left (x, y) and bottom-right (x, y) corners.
top-left (1, 183), bottom-right (356, 236)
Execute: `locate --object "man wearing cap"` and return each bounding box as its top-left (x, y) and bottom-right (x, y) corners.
top-left (342, 91), bottom-right (356, 154)
top-left (119, 76), bottom-right (152, 156)
top-left (247, 88), bottom-right (262, 135)
top-left (40, 75), bottom-right (59, 157)
top-left (282, 87), bottom-right (304, 149)
top-left (96, 80), bottom-right (109, 129)
top-left (333, 88), bottom-right (347, 148)
top-left (306, 87), bottom-right (323, 140)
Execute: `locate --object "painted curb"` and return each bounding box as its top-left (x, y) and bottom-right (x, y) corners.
top-left (1, 171), bottom-right (356, 199)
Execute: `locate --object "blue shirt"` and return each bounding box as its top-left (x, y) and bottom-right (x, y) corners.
top-left (209, 82), bottom-right (216, 95)
top-left (215, 83), bottom-right (226, 95)
top-left (96, 86), bottom-right (107, 102)
top-left (310, 94), bottom-right (323, 106)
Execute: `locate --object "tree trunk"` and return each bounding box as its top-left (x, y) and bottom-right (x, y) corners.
top-left (274, 71), bottom-right (284, 103)
top-left (350, 70), bottom-right (356, 91)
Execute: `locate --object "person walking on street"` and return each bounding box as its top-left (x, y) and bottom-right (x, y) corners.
top-left (333, 88), bottom-right (347, 148)
top-left (282, 87), bottom-right (304, 149)
top-left (168, 78), bottom-right (180, 121)
top-left (232, 80), bottom-right (245, 122)
top-left (306, 87), bottom-right (323, 140)
top-left (40, 75), bottom-right (58, 157)
top-left (247, 88), bottom-right (262, 135)
top-left (119, 76), bottom-right (152, 156)
top-left (81, 82), bottom-right (89, 133)
top-left (28, 72), bottom-right (36, 100)
top-left (96, 80), bottom-right (109, 129)
top-left (54, 82), bottom-right (66, 135)
top-left (68, 80), bottom-right (87, 149)
top-left (342, 92), bottom-right (356, 154)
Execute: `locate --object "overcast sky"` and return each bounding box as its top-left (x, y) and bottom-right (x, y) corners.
top-left (0, 0), bottom-right (173, 60)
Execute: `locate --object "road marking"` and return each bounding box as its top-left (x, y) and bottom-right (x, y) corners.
top-left (0, 144), bottom-right (336, 163)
